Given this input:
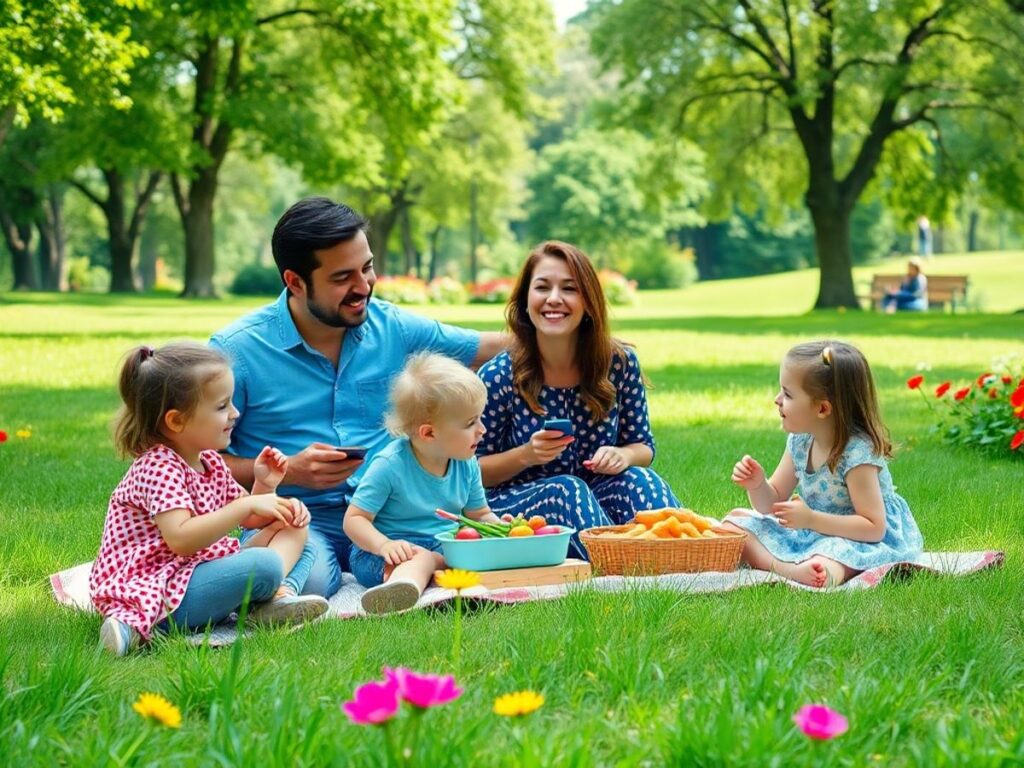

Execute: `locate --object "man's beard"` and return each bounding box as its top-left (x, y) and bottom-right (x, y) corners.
top-left (306, 285), bottom-right (372, 329)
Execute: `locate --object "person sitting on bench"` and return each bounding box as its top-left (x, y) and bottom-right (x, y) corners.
top-left (883, 257), bottom-right (928, 313)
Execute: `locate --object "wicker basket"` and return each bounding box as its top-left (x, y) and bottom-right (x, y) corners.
top-left (580, 525), bottom-right (746, 576)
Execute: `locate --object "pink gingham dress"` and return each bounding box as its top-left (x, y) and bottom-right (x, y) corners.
top-left (89, 444), bottom-right (244, 638)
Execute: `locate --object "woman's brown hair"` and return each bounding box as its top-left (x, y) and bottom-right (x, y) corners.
top-left (506, 240), bottom-right (624, 422)
top-left (785, 340), bottom-right (892, 472)
top-left (114, 342), bottom-right (230, 458)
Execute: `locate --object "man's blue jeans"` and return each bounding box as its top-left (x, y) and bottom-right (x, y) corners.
top-left (300, 508), bottom-right (350, 599)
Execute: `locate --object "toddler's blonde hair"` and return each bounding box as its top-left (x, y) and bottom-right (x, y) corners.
top-left (385, 353), bottom-right (487, 438)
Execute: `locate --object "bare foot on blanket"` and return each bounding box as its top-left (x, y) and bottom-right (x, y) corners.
top-left (773, 559), bottom-right (829, 588)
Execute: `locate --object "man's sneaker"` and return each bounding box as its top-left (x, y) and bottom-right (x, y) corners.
top-left (360, 579), bottom-right (421, 615)
top-left (100, 616), bottom-right (138, 656)
top-left (248, 594), bottom-right (329, 628)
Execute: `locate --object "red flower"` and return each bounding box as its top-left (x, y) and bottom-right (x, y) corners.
top-left (907, 375), bottom-right (925, 390)
top-left (1002, 375), bottom-right (1013, 385)
top-left (954, 387), bottom-right (971, 401)
top-left (0, 430), bottom-right (7, 443)
top-left (1011, 386), bottom-right (1024, 409)
top-left (935, 382), bottom-right (952, 398)
top-left (977, 372), bottom-right (994, 387)
top-left (989, 388), bottom-right (999, 399)
top-left (1011, 430), bottom-right (1024, 451)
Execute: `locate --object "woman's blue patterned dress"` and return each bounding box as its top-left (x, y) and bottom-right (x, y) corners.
top-left (476, 348), bottom-right (680, 559)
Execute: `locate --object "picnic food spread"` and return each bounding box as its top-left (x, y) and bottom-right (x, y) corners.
top-left (593, 508), bottom-right (720, 540)
top-left (435, 509), bottom-right (563, 540)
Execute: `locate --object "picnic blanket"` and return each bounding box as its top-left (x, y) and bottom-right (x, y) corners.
top-left (50, 550), bottom-right (1004, 646)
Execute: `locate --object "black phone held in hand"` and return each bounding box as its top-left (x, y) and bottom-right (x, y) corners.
top-left (336, 446), bottom-right (368, 460)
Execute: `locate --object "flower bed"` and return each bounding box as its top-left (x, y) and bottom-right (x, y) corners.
top-left (908, 362), bottom-right (1024, 456)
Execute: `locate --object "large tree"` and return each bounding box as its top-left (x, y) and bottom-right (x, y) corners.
top-left (591, 0), bottom-right (1024, 307)
top-left (154, 0), bottom-right (455, 296)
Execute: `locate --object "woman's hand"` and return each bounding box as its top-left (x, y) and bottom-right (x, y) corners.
top-left (522, 429), bottom-right (574, 467)
top-left (731, 455), bottom-right (766, 491)
top-left (584, 446), bottom-right (629, 475)
top-left (253, 445), bottom-right (288, 490)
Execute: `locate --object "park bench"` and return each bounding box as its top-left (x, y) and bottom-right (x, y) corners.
top-left (867, 273), bottom-right (970, 312)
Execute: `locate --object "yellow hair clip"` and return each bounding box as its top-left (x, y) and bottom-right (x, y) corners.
top-left (822, 346), bottom-right (832, 366)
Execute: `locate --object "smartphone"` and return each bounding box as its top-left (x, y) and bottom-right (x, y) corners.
top-left (543, 418), bottom-right (574, 436)
top-left (336, 446), bottom-right (368, 460)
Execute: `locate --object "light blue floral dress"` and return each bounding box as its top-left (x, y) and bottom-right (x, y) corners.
top-left (729, 432), bottom-right (924, 570)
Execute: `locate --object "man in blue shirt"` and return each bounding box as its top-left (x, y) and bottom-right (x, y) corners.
top-left (211, 197), bottom-right (506, 597)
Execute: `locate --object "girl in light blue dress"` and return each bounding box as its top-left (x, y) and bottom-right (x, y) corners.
top-left (722, 340), bottom-right (924, 588)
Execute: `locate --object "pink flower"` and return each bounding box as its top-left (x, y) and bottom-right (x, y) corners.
top-left (793, 704), bottom-right (849, 740)
top-left (341, 678), bottom-right (401, 725)
top-left (384, 667), bottom-right (463, 709)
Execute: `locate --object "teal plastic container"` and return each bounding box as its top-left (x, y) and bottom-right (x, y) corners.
top-left (434, 528), bottom-right (576, 571)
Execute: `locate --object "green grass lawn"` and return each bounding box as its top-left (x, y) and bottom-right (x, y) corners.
top-left (1, 281), bottom-right (1023, 765)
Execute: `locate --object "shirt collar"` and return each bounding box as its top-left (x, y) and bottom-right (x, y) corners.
top-left (274, 289), bottom-right (370, 348)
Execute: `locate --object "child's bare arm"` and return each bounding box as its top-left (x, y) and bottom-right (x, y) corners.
top-left (734, 451), bottom-right (797, 514)
top-left (154, 495), bottom-right (294, 556)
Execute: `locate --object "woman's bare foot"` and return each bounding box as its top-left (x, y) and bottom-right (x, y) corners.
top-left (773, 558), bottom-right (828, 588)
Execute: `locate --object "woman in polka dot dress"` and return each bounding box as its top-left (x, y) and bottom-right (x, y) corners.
top-left (477, 241), bottom-right (681, 559)
top-left (89, 342), bottom-right (328, 656)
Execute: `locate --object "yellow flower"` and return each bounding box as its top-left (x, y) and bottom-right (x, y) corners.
top-left (15, 428), bottom-right (31, 439)
top-left (132, 692), bottom-right (182, 728)
top-left (435, 569), bottom-right (480, 591)
top-left (493, 690), bottom-right (544, 717)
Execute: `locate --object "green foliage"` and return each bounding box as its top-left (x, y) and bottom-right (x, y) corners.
top-left (0, 0), bottom-right (145, 145)
top-left (597, 268), bottom-right (638, 305)
top-left (427, 276), bottom-right (469, 304)
top-left (617, 240), bottom-right (698, 291)
top-left (527, 128), bottom-right (704, 261)
top-left (373, 275), bottom-right (431, 304)
top-left (65, 257), bottom-right (110, 293)
top-left (229, 263), bottom-right (281, 297)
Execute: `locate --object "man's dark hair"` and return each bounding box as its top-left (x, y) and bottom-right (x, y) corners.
top-left (271, 197), bottom-right (368, 289)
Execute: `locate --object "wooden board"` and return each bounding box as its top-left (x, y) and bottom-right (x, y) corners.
top-left (434, 559), bottom-right (592, 590)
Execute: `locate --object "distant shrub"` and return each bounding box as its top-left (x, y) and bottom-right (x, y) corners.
top-left (67, 257), bottom-right (110, 293)
top-left (598, 269), bottom-right (638, 306)
top-left (624, 240), bottom-right (698, 290)
top-left (231, 263), bottom-right (281, 296)
top-left (374, 275), bottom-right (429, 304)
top-left (469, 277), bottom-right (515, 304)
top-left (428, 276), bottom-right (468, 304)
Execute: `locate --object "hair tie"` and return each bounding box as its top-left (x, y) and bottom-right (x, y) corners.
top-left (822, 346), bottom-right (832, 366)
top-left (140, 346), bottom-right (156, 362)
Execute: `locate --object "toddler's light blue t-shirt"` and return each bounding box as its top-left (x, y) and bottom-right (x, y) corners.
top-left (349, 437), bottom-right (487, 539)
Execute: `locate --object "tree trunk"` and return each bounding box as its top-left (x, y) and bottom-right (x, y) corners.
top-left (35, 187), bottom-right (67, 291)
top-left (688, 223), bottom-right (724, 281)
top-left (1, 212), bottom-right (36, 290)
top-left (0, 104), bottom-right (15, 151)
top-left (967, 211), bottom-right (979, 252)
top-left (809, 202), bottom-right (858, 309)
top-left (468, 180), bottom-right (480, 283)
top-left (105, 169), bottom-right (138, 292)
top-left (368, 207), bottom-right (400, 277)
top-left (400, 206), bottom-right (418, 277)
top-left (180, 170), bottom-right (218, 297)
top-left (427, 226), bottom-right (442, 281)
top-left (174, 34), bottom-right (243, 298)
